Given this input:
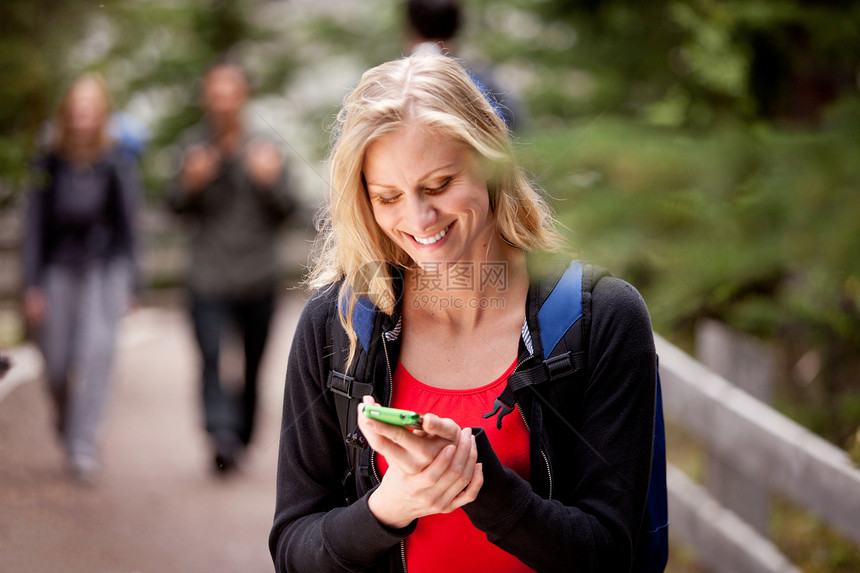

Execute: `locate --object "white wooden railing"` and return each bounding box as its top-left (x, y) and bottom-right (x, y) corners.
top-left (657, 329), bottom-right (860, 572)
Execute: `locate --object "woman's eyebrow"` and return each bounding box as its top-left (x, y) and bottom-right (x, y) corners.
top-left (365, 162), bottom-right (460, 190)
top-left (418, 162), bottom-right (459, 181)
top-left (364, 181), bottom-right (399, 191)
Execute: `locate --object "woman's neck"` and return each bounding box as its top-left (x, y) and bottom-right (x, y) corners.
top-left (404, 243), bottom-right (529, 329)
top-left (62, 137), bottom-right (104, 166)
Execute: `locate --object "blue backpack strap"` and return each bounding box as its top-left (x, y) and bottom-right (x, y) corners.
top-left (348, 292), bottom-right (376, 354)
top-left (538, 260), bottom-right (583, 359)
top-left (483, 260), bottom-right (588, 428)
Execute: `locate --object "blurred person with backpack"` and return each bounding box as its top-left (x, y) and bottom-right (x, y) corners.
top-left (22, 73), bottom-right (140, 485)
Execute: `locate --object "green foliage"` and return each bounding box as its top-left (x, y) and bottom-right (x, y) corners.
top-left (519, 105), bottom-right (860, 445)
top-left (473, 0), bottom-right (860, 129)
top-left (0, 0), bottom-right (100, 199)
top-left (771, 497), bottom-right (860, 573)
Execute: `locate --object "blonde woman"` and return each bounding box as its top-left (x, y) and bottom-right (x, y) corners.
top-left (270, 54), bottom-right (659, 572)
top-left (23, 74), bottom-right (139, 484)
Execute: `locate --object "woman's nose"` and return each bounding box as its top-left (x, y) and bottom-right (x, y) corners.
top-left (405, 195), bottom-right (437, 230)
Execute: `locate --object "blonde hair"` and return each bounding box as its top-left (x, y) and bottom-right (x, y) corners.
top-left (309, 53), bottom-right (563, 362)
top-left (54, 73), bottom-right (114, 161)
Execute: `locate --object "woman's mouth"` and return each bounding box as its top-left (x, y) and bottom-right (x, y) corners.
top-left (412, 223), bottom-right (452, 245)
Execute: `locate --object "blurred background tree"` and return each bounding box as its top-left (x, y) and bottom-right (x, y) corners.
top-left (0, 0), bottom-right (96, 205)
top-left (481, 0), bottom-right (860, 450)
top-left (1, 1), bottom-right (859, 567)
top-left (2, 0), bottom-right (858, 453)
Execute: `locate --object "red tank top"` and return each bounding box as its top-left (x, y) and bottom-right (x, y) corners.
top-left (377, 359), bottom-right (534, 573)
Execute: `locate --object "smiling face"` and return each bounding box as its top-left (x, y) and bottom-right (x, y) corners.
top-left (363, 122), bottom-right (499, 270)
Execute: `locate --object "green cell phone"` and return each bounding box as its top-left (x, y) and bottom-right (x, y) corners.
top-left (363, 405), bottom-right (424, 430)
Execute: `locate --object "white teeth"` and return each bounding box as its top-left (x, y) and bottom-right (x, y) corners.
top-left (414, 224), bottom-right (450, 245)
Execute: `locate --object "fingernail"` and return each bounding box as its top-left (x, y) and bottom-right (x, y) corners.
top-left (445, 445), bottom-right (455, 458)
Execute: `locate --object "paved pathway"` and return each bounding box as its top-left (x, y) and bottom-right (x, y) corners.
top-left (0, 290), bottom-right (307, 573)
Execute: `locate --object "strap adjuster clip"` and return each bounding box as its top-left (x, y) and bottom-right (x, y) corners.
top-left (327, 370), bottom-right (355, 399)
top-left (545, 352), bottom-right (575, 380)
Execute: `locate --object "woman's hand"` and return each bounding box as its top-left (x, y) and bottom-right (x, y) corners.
top-left (358, 396), bottom-right (484, 529)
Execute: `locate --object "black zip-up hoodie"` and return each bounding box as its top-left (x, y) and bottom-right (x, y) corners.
top-left (269, 270), bottom-right (657, 572)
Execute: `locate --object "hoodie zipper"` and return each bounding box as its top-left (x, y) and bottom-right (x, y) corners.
top-left (378, 333), bottom-right (408, 573)
top-left (513, 354), bottom-right (553, 501)
top-left (371, 333), bottom-right (395, 486)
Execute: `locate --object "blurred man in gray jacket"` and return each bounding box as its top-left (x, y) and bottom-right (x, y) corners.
top-left (168, 61), bottom-right (296, 474)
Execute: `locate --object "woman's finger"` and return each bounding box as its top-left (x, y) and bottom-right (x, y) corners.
top-left (448, 462), bottom-right (483, 510)
top-left (418, 427), bottom-right (473, 488)
top-left (406, 429), bottom-right (480, 515)
top-left (357, 399), bottom-right (445, 472)
top-left (433, 428), bottom-right (478, 497)
top-left (420, 412), bottom-right (460, 443)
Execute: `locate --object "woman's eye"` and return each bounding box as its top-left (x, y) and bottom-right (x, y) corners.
top-left (376, 194), bottom-right (399, 204)
top-left (426, 178), bottom-right (452, 194)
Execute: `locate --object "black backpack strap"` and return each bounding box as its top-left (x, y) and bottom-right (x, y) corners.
top-left (508, 350), bottom-right (587, 391)
top-left (484, 350), bottom-right (586, 430)
top-left (326, 301), bottom-right (375, 471)
top-left (325, 271), bottom-right (404, 475)
top-left (327, 370), bottom-right (374, 461)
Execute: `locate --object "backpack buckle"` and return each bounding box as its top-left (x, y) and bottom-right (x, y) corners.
top-left (483, 392), bottom-right (516, 430)
top-left (345, 431), bottom-right (367, 450)
top-left (545, 352), bottom-right (575, 381)
top-left (327, 370), bottom-right (355, 398)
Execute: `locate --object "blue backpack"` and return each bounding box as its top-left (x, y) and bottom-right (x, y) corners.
top-left (327, 260), bottom-right (668, 571)
top-left (483, 260), bottom-right (668, 572)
